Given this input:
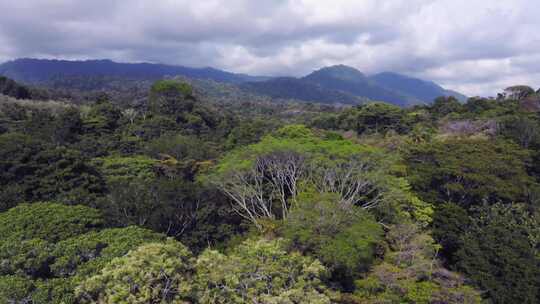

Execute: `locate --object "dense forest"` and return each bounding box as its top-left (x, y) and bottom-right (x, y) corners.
top-left (1, 75), bottom-right (539, 304)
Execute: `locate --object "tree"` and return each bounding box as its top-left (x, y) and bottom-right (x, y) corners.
top-left (0, 133), bottom-right (106, 210)
top-left (0, 202), bottom-right (102, 243)
top-left (443, 203), bottom-right (540, 304)
top-left (354, 224), bottom-right (481, 304)
top-left (430, 96), bottom-right (463, 118)
top-left (54, 107), bottom-right (83, 145)
top-left (210, 125), bottom-right (427, 230)
top-left (149, 80), bottom-right (195, 116)
top-left (405, 138), bottom-right (535, 207)
top-left (283, 190), bottom-right (383, 290)
top-left (504, 85), bottom-right (536, 100)
top-left (0, 203), bottom-right (165, 304)
top-left (76, 241), bottom-right (194, 304)
top-left (431, 203), bottom-right (471, 264)
top-left (194, 238), bottom-right (331, 304)
top-left (354, 102), bottom-right (407, 135)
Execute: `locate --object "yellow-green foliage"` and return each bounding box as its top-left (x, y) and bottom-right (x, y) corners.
top-left (76, 241), bottom-right (194, 304)
top-left (91, 155), bottom-right (157, 183)
top-left (354, 224), bottom-right (482, 304)
top-left (195, 238), bottom-right (331, 304)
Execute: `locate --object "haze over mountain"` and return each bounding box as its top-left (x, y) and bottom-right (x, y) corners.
top-left (0, 58), bottom-right (466, 106)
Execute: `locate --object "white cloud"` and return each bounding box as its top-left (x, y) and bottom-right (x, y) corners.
top-left (0, 0), bottom-right (539, 96)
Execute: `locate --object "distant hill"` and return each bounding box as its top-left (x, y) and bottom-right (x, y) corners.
top-left (369, 72), bottom-right (467, 102)
top-left (302, 65), bottom-right (419, 107)
top-left (0, 58), bottom-right (269, 85)
top-left (240, 77), bottom-right (363, 105)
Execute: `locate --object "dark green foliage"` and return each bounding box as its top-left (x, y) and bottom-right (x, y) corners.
top-left (145, 133), bottom-right (218, 161)
top-left (0, 76), bottom-right (31, 99)
top-left (431, 203), bottom-right (471, 264)
top-left (429, 96), bottom-right (464, 118)
top-left (0, 133), bottom-right (106, 209)
top-left (83, 98), bottom-right (122, 133)
top-left (355, 102), bottom-right (408, 134)
top-left (54, 107), bottom-right (83, 145)
top-left (149, 80), bottom-right (195, 116)
top-left (405, 138), bottom-right (534, 207)
top-left (456, 221), bottom-right (539, 303)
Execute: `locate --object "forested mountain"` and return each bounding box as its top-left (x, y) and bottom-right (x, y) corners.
top-left (302, 65), bottom-right (418, 106)
top-left (0, 59), bottom-right (466, 107)
top-left (370, 72), bottom-right (468, 102)
top-left (1, 74), bottom-right (539, 303)
top-left (0, 58), bottom-right (268, 84)
top-left (240, 76), bottom-right (364, 105)
top-left (241, 65), bottom-right (466, 106)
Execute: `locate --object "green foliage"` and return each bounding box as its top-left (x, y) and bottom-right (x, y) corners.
top-left (225, 119), bottom-right (275, 149)
top-left (0, 202), bottom-right (102, 242)
top-left (455, 204), bottom-right (540, 304)
top-left (76, 241), bottom-right (194, 304)
top-left (0, 76), bottom-right (31, 99)
top-left (354, 224), bottom-right (481, 304)
top-left (91, 155), bottom-right (157, 183)
top-left (195, 238), bottom-right (331, 303)
top-left (0, 133), bottom-right (106, 209)
top-left (151, 79), bottom-right (193, 97)
top-left (149, 80), bottom-right (194, 116)
top-left (283, 190), bottom-right (383, 289)
top-left (429, 96), bottom-right (464, 118)
top-left (145, 133), bottom-right (217, 161)
top-left (211, 124), bottom-right (429, 229)
top-left (0, 275), bottom-right (34, 304)
top-left (405, 138), bottom-right (535, 207)
top-left (0, 203), bottom-right (165, 304)
top-left (83, 99), bottom-right (122, 133)
top-left (431, 203), bottom-right (471, 264)
top-left (51, 226), bottom-right (164, 278)
top-left (355, 102), bottom-right (408, 134)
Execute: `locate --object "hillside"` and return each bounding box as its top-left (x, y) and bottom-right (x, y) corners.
top-left (240, 77), bottom-right (364, 105)
top-left (370, 72), bottom-right (468, 102)
top-left (243, 65), bottom-right (466, 106)
top-left (303, 65), bottom-right (419, 106)
top-left (0, 58), bottom-right (268, 84)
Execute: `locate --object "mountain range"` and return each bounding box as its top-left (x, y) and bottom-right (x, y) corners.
top-left (0, 58), bottom-right (466, 106)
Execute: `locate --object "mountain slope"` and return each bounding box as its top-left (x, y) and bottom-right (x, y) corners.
top-left (302, 65), bottom-right (419, 106)
top-left (240, 77), bottom-right (363, 104)
top-left (0, 58), bottom-right (268, 84)
top-left (369, 72), bottom-right (467, 102)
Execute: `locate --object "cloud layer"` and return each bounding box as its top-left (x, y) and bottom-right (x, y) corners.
top-left (0, 0), bottom-right (538, 96)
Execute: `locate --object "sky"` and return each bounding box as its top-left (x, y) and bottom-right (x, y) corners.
top-left (0, 0), bottom-right (539, 96)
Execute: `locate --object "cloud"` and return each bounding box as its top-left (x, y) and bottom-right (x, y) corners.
top-left (0, 0), bottom-right (538, 96)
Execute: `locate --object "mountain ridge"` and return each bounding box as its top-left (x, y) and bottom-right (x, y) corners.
top-left (0, 58), bottom-right (467, 106)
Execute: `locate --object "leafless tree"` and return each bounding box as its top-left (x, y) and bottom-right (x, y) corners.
top-left (214, 151), bottom-right (305, 229)
top-left (121, 108), bottom-right (137, 125)
top-left (309, 158), bottom-right (383, 210)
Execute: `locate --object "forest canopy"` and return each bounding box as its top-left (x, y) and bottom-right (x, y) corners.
top-left (1, 77), bottom-right (539, 303)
